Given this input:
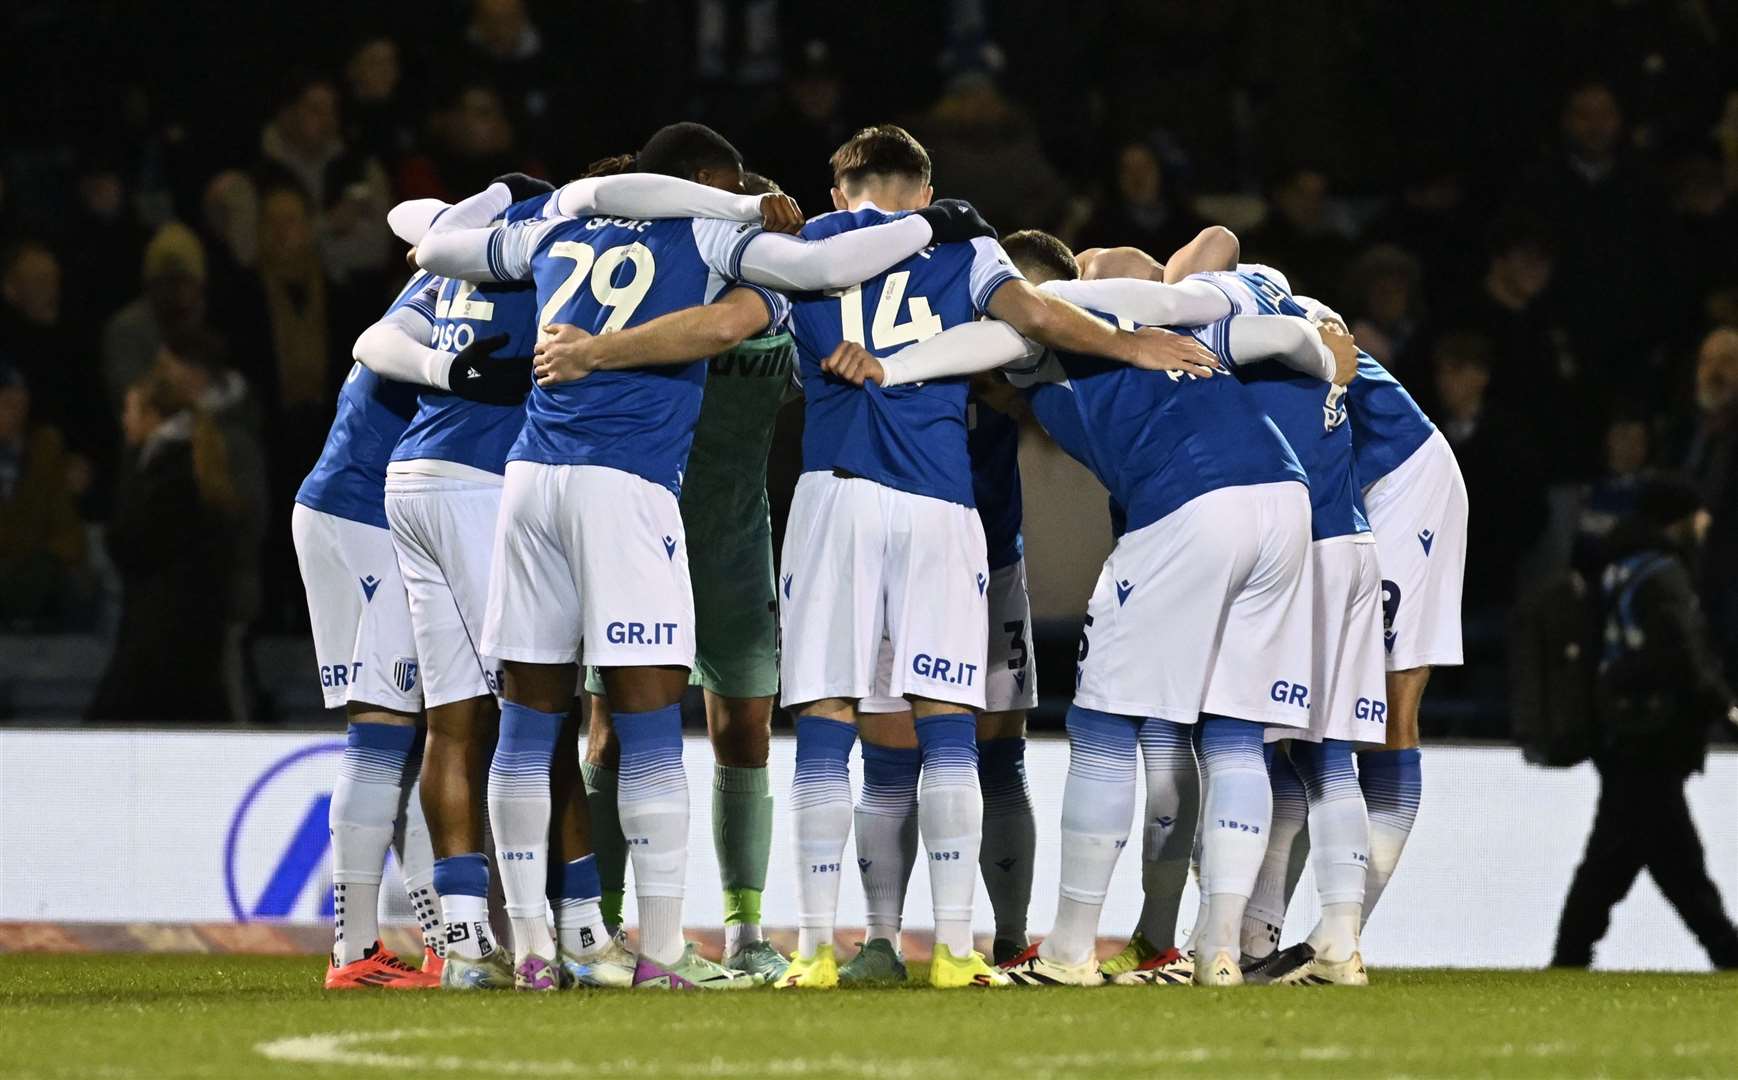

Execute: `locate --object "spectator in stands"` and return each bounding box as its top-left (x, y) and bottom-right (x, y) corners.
top-left (101, 223), bottom-right (209, 417)
top-left (1430, 330), bottom-right (1547, 608)
top-left (1076, 137), bottom-right (1208, 263)
top-left (343, 37), bottom-right (416, 165)
top-left (1345, 244), bottom-right (1427, 378)
top-left (746, 40), bottom-right (854, 215)
top-left (57, 148), bottom-right (151, 324)
top-left (1664, 151), bottom-right (1738, 337)
top-left (255, 182), bottom-right (334, 631)
top-left (452, 0), bottom-right (555, 146)
top-left (1523, 81), bottom-right (1665, 386)
top-left (87, 370), bottom-right (232, 722)
top-left (1453, 216), bottom-right (1593, 477)
top-left (1552, 475), bottom-right (1738, 971)
top-left (396, 83), bottom-right (547, 203)
top-left (197, 170), bottom-right (272, 379)
top-left (258, 71), bottom-right (392, 295)
top-left (0, 242), bottom-right (112, 474)
top-left (0, 363), bottom-right (91, 629)
top-left (1248, 166), bottom-right (1355, 296)
top-left (906, 72), bottom-right (1066, 234)
top-left (1684, 326), bottom-right (1738, 680)
top-left (1369, 166), bottom-right (1482, 297)
top-left (1572, 415), bottom-right (1651, 576)
top-left (156, 331), bottom-right (266, 721)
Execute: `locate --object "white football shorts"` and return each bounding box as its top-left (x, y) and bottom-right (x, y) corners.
top-left (779, 472), bottom-right (989, 711)
top-left (1271, 534), bottom-right (1389, 746)
top-left (291, 502), bottom-right (422, 712)
top-left (1072, 481), bottom-right (1313, 728)
top-left (386, 467), bottom-right (503, 709)
top-left (858, 557), bottom-right (1037, 715)
top-left (1363, 430), bottom-right (1468, 671)
top-left (481, 461), bottom-right (695, 669)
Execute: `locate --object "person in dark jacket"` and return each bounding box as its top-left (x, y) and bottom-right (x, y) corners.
top-left (86, 371), bottom-right (232, 723)
top-left (1551, 474), bottom-right (1738, 969)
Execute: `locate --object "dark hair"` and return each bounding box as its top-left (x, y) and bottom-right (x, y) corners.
top-left (581, 153), bottom-right (636, 179)
top-left (636, 122), bottom-right (742, 181)
top-left (742, 171), bottom-right (781, 197)
top-left (830, 124), bottom-right (931, 191)
top-left (1002, 229), bottom-right (1079, 283)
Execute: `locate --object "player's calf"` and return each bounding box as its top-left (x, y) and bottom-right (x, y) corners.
top-left (600, 665), bottom-right (693, 968)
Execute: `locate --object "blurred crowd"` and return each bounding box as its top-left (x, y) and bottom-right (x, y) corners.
top-left (3, 0), bottom-right (1737, 730)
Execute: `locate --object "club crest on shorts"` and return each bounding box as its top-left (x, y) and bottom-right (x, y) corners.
top-left (391, 657), bottom-right (419, 693)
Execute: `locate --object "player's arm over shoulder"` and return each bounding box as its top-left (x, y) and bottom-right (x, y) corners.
top-left (535, 285), bottom-right (781, 382)
top-left (416, 216), bottom-right (558, 283)
top-left (713, 213), bottom-right (935, 292)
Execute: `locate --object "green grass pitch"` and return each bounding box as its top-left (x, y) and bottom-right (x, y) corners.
top-left (2, 955), bottom-right (1735, 1079)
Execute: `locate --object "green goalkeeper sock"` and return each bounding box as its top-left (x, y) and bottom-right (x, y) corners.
top-left (714, 764), bottom-right (772, 953)
top-left (580, 761), bottom-right (628, 933)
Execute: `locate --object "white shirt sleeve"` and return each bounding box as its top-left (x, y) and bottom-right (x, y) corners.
top-left (555, 174), bottom-right (763, 222)
top-left (877, 320), bottom-right (1042, 388)
top-left (1039, 277), bottom-right (1232, 328)
top-left (388, 199), bottom-right (452, 246)
top-left (1220, 315), bottom-right (1335, 381)
top-left (416, 218), bottom-right (558, 283)
top-left (424, 183), bottom-right (514, 236)
top-left (968, 237), bottom-right (1024, 315)
top-left (723, 216), bottom-right (936, 292)
top-left (352, 305), bottom-right (451, 389)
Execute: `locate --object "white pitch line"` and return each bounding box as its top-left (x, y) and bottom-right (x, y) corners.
top-left (254, 1027), bottom-right (1729, 1078)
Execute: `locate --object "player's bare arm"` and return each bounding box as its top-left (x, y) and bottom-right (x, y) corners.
top-left (985, 279), bottom-right (1221, 378)
top-left (1080, 245), bottom-right (1165, 282)
top-left (1161, 225), bottom-right (1241, 283)
top-left (533, 287), bottom-right (773, 387)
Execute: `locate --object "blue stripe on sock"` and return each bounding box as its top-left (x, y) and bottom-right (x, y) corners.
top-left (1269, 745), bottom-right (1308, 816)
top-left (615, 703), bottom-right (685, 793)
top-left (490, 702), bottom-right (561, 798)
top-left (557, 854), bottom-right (601, 902)
top-left (1065, 705), bottom-right (1140, 782)
top-left (1198, 714), bottom-right (1266, 768)
top-left (1138, 717), bottom-right (1195, 768)
top-left (1292, 739), bottom-right (1362, 802)
top-left (432, 853), bottom-right (489, 898)
top-left (796, 716), bottom-right (858, 760)
top-left (859, 742), bottom-right (921, 814)
top-left (1359, 747), bottom-right (1422, 820)
top-left (342, 722), bottom-right (415, 783)
top-left (977, 736), bottom-right (1029, 813)
top-left (915, 713), bottom-right (977, 784)
top-left (793, 716), bottom-right (856, 810)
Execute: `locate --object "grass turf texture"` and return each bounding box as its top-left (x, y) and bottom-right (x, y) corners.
top-left (2, 956), bottom-right (1735, 1079)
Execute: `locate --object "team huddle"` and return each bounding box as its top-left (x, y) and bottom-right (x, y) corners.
top-left (291, 120), bottom-right (1467, 992)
